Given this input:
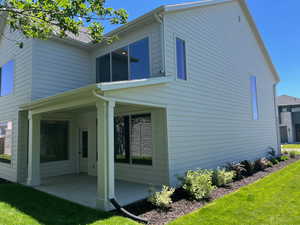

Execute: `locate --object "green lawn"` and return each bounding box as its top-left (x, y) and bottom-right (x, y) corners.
top-left (0, 183), bottom-right (138, 225)
top-left (169, 160), bottom-right (300, 225)
top-left (281, 144), bottom-right (300, 149)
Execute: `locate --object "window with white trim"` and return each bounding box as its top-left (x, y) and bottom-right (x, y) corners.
top-left (0, 121), bottom-right (12, 164)
top-left (176, 37), bottom-right (187, 80)
top-left (0, 60), bottom-right (14, 96)
top-left (250, 76), bottom-right (259, 120)
top-left (114, 113), bottom-right (153, 166)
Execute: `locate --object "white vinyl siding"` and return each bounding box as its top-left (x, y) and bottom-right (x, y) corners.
top-left (250, 76), bottom-right (259, 120)
top-left (0, 26), bottom-right (33, 182)
top-left (31, 39), bottom-right (92, 100)
top-left (105, 1), bottom-right (278, 186)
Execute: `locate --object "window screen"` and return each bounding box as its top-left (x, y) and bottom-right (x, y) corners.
top-left (40, 120), bottom-right (69, 163)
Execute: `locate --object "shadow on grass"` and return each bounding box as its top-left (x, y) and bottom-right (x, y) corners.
top-left (0, 183), bottom-right (118, 225)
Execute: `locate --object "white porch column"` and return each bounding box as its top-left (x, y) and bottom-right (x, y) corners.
top-left (27, 112), bottom-right (41, 186)
top-left (96, 100), bottom-right (115, 210)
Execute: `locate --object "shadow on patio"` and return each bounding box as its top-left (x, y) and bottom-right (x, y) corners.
top-left (0, 182), bottom-right (137, 225)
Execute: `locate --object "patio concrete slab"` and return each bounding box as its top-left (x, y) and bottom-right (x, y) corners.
top-left (35, 174), bottom-right (154, 209)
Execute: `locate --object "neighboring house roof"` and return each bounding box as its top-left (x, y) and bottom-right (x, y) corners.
top-left (277, 95), bottom-right (300, 106)
top-left (0, 0), bottom-right (280, 82)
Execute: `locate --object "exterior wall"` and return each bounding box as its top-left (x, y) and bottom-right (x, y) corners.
top-left (31, 39), bottom-right (93, 100)
top-left (91, 21), bottom-right (163, 78)
top-left (76, 107), bottom-right (169, 185)
top-left (0, 26), bottom-right (33, 182)
top-left (39, 113), bottom-right (78, 179)
top-left (280, 111), bottom-right (294, 143)
top-left (104, 1), bottom-right (278, 186)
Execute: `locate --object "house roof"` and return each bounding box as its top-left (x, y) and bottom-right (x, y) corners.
top-left (277, 95), bottom-right (300, 106)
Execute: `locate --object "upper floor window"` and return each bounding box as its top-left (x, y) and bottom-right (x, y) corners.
top-left (250, 76), bottom-right (259, 120)
top-left (0, 60), bottom-right (14, 96)
top-left (176, 38), bottom-right (187, 80)
top-left (96, 37), bottom-right (150, 83)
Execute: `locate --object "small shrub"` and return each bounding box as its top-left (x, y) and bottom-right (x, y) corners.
top-left (240, 160), bottom-right (255, 176)
top-left (278, 155), bottom-right (289, 161)
top-left (148, 185), bottom-right (175, 209)
top-left (267, 147), bottom-right (276, 158)
top-left (180, 169), bottom-right (215, 200)
top-left (282, 150), bottom-right (288, 155)
top-left (212, 168), bottom-right (235, 187)
top-left (226, 162), bottom-right (246, 180)
top-left (254, 158), bottom-right (269, 171)
top-left (270, 158), bottom-right (279, 165)
top-left (289, 151), bottom-right (297, 159)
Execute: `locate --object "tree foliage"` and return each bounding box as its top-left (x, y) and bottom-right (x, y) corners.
top-left (0, 0), bottom-right (128, 43)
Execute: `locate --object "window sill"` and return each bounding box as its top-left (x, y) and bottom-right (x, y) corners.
top-left (115, 162), bottom-right (154, 169)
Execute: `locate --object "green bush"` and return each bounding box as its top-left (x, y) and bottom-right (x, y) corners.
top-left (212, 168), bottom-right (235, 187)
top-left (240, 160), bottom-right (255, 176)
top-left (267, 147), bottom-right (276, 158)
top-left (254, 158), bottom-right (269, 171)
top-left (270, 158), bottom-right (279, 165)
top-left (289, 151), bottom-right (297, 159)
top-left (279, 155), bottom-right (289, 161)
top-left (226, 162), bottom-right (246, 180)
top-left (180, 169), bottom-right (215, 200)
top-left (148, 185), bottom-right (175, 209)
top-left (282, 150), bottom-right (289, 155)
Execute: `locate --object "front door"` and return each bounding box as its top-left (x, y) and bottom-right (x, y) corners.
top-left (79, 129), bottom-right (88, 173)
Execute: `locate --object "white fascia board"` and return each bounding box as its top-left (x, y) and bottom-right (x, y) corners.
top-left (20, 84), bottom-right (97, 111)
top-left (97, 76), bottom-right (174, 91)
top-left (164, 0), bottom-right (234, 12)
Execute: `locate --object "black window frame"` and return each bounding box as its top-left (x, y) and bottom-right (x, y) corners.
top-left (96, 37), bottom-right (151, 83)
top-left (40, 120), bottom-right (70, 163)
top-left (114, 113), bottom-right (153, 166)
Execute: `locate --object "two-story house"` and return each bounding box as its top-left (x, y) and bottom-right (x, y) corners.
top-left (0, 0), bottom-right (280, 211)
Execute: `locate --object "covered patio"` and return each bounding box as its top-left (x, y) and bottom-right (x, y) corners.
top-left (20, 80), bottom-right (169, 211)
top-left (35, 174), bottom-right (154, 208)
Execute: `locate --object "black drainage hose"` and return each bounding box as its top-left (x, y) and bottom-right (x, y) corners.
top-left (110, 198), bottom-right (148, 224)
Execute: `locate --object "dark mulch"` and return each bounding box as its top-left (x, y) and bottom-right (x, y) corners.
top-left (123, 156), bottom-right (300, 225)
top-left (0, 178), bottom-right (9, 184)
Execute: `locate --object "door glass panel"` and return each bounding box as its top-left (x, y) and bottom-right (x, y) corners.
top-left (114, 116), bottom-right (130, 163)
top-left (129, 38), bottom-right (150, 80)
top-left (82, 131), bottom-right (88, 158)
top-left (96, 54), bottom-right (111, 83)
top-left (112, 47), bottom-right (129, 81)
top-left (131, 114), bottom-right (152, 165)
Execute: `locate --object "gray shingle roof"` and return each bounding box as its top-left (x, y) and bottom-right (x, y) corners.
top-left (277, 95), bottom-right (300, 106)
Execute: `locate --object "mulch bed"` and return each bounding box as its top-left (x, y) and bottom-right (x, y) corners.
top-left (0, 178), bottom-right (9, 184)
top-left (122, 156), bottom-right (300, 225)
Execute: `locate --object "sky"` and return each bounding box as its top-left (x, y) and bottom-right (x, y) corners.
top-left (104, 0), bottom-right (300, 97)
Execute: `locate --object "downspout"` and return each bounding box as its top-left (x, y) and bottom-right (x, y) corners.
top-left (273, 84), bottom-right (281, 155)
top-left (154, 12), bottom-right (166, 76)
top-left (92, 90), bottom-right (148, 224)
